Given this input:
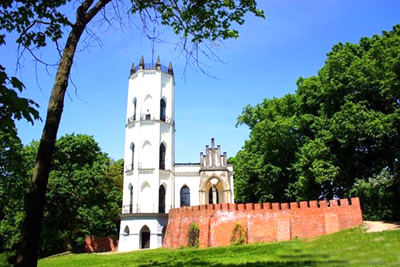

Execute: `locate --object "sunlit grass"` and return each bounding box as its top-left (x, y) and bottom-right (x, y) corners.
top-left (32, 227), bottom-right (400, 266)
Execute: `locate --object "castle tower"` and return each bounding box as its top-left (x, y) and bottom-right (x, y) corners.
top-left (119, 56), bottom-right (175, 251)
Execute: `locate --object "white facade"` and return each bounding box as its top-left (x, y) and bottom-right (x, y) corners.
top-left (118, 56), bottom-right (234, 251)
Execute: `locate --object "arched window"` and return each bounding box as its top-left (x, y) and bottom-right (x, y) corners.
top-left (180, 186), bottom-right (190, 207)
top-left (130, 143), bottom-right (135, 170)
top-left (159, 143), bottom-right (166, 170)
top-left (208, 188), bottom-right (213, 204)
top-left (133, 97), bottom-right (137, 120)
top-left (159, 185), bottom-right (166, 213)
top-left (208, 187), bottom-right (219, 204)
top-left (129, 183), bottom-right (133, 213)
top-left (160, 99), bottom-right (166, 121)
top-left (124, 226), bottom-right (130, 236)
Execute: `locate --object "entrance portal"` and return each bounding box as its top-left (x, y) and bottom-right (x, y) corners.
top-left (140, 225), bottom-right (150, 249)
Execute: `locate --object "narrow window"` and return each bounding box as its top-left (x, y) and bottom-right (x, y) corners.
top-left (180, 186), bottom-right (190, 207)
top-left (124, 226), bottom-right (130, 236)
top-left (133, 97), bottom-right (137, 120)
top-left (130, 143), bottom-right (135, 170)
top-left (208, 188), bottom-right (213, 204)
top-left (160, 99), bottom-right (166, 121)
top-left (159, 143), bottom-right (166, 170)
top-left (129, 183), bottom-right (133, 213)
top-left (159, 185), bottom-right (166, 213)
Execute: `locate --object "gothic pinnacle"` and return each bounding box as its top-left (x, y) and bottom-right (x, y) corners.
top-left (139, 55), bottom-right (145, 69)
top-left (168, 61), bottom-right (174, 75)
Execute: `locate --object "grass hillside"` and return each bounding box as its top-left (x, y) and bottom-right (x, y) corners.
top-left (30, 227), bottom-right (400, 266)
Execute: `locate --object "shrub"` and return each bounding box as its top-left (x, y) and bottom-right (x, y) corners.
top-left (187, 223), bottom-right (199, 248)
top-left (230, 223), bottom-right (247, 245)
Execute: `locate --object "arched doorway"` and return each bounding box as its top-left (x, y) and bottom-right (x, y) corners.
top-left (205, 178), bottom-right (224, 204)
top-left (140, 225), bottom-right (150, 249)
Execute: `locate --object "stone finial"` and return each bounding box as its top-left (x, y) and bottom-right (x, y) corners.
top-left (168, 61), bottom-right (174, 75)
top-left (139, 56), bottom-right (145, 69)
top-left (130, 61), bottom-right (136, 75)
top-left (156, 56), bottom-right (161, 70)
top-left (211, 138), bottom-right (215, 149)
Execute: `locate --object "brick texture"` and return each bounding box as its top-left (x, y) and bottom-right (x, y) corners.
top-left (84, 236), bottom-right (118, 252)
top-left (163, 197), bottom-right (363, 248)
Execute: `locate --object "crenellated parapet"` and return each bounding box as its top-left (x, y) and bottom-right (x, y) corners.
top-left (130, 55), bottom-right (174, 76)
top-left (163, 197), bottom-right (363, 248)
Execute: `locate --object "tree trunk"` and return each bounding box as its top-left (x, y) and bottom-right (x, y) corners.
top-left (15, 1), bottom-right (110, 266)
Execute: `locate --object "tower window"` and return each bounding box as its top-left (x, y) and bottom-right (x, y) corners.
top-left (159, 143), bottom-right (166, 170)
top-left (180, 186), bottom-right (190, 207)
top-left (133, 98), bottom-right (137, 120)
top-left (129, 183), bottom-right (133, 213)
top-left (159, 185), bottom-right (166, 213)
top-left (160, 99), bottom-right (166, 121)
top-left (130, 143), bottom-right (135, 170)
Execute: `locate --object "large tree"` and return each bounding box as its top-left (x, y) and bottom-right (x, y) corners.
top-left (1, 1), bottom-right (264, 265)
top-left (234, 25), bottom-right (400, 219)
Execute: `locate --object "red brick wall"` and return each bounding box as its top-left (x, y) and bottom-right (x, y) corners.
top-left (163, 197), bottom-right (363, 248)
top-left (84, 236), bottom-right (118, 252)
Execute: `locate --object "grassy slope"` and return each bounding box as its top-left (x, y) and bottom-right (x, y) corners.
top-left (36, 227), bottom-right (399, 266)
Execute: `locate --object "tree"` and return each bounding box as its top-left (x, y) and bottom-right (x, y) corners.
top-left (234, 25), bottom-right (400, 219)
top-left (0, 133), bottom-right (123, 262)
top-left (0, 129), bottom-right (30, 265)
top-left (1, 1), bottom-right (264, 265)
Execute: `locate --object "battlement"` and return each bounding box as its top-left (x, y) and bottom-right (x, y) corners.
top-left (164, 197), bottom-right (363, 249)
top-left (130, 55), bottom-right (173, 76)
top-left (170, 197), bottom-right (359, 214)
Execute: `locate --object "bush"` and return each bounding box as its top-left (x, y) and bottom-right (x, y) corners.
top-left (351, 169), bottom-right (400, 221)
top-left (187, 223), bottom-right (199, 248)
top-left (230, 223), bottom-right (247, 245)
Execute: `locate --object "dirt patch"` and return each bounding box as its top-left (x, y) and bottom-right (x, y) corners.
top-left (364, 221), bottom-right (400, 233)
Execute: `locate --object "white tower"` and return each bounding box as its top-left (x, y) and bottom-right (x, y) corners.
top-left (118, 56), bottom-right (175, 251)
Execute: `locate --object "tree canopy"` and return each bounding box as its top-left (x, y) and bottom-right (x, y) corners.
top-left (233, 25), bottom-right (400, 220)
top-left (0, 133), bottom-right (123, 263)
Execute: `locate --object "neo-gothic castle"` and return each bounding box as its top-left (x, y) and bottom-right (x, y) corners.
top-left (118, 56), bottom-right (234, 251)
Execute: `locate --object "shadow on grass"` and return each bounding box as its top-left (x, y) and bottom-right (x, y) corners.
top-left (138, 259), bottom-right (346, 267)
top-left (137, 254), bottom-right (347, 267)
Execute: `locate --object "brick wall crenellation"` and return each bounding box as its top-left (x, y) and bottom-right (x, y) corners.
top-left (164, 197), bottom-right (363, 248)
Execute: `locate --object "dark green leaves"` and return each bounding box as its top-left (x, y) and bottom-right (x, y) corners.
top-left (233, 25), bottom-right (400, 220)
top-left (0, 65), bottom-right (40, 132)
top-left (131, 0), bottom-right (265, 43)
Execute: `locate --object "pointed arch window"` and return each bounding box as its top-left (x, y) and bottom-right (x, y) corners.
top-left (180, 186), bottom-right (190, 207)
top-left (159, 143), bottom-right (166, 170)
top-left (208, 187), bottom-right (219, 204)
top-left (159, 185), bottom-right (166, 213)
top-left (160, 99), bottom-right (166, 121)
top-left (129, 183), bottom-right (133, 213)
top-left (130, 143), bottom-right (135, 170)
top-left (133, 97), bottom-right (137, 120)
top-left (124, 226), bottom-right (130, 236)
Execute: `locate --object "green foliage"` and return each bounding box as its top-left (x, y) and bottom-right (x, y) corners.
top-left (234, 25), bottom-right (400, 220)
top-left (37, 227), bottom-right (400, 266)
top-left (351, 169), bottom-right (400, 221)
top-left (0, 132), bottom-right (123, 259)
top-left (187, 223), bottom-right (199, 248)
top-left (132, 0), bottom-right (264, 43)
top-left (0, 65), bottom-right (40, 133)
top-left (230, 223), bottom-right (247, 245)
top-left (0, 129), bottom-right (29, 264)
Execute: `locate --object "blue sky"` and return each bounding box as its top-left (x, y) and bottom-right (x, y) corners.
top-left (2, 0), bottom-right (400, 163)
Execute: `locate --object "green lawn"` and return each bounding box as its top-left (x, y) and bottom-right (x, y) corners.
top-left (14, 228), bottom-right (400, 266)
